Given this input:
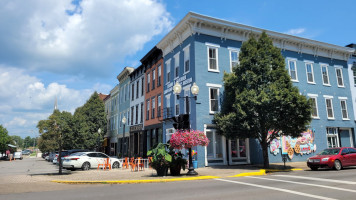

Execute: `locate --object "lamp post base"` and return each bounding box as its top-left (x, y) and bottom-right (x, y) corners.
top-left (187, 167), bottom-right (198, 175)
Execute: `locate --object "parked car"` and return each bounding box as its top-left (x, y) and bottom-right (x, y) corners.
top-left (48, 151), bottom-right (58, 162)
top-left (14, 152), bottom-right (23, 160)
top-left (22, 149), bottom-right (32, 155)
top-left (42, 152), bottom-right (49, 159)
top-left (63, 152), bottom-right (120, 171)
top-left (307, 147), bottom-right (356, 171)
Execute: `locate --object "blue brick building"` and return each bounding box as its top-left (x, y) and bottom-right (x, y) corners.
top-left (157, 12), bottom-right (355, 167)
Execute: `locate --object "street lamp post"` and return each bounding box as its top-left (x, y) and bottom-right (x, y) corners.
top-left (97, 128), bottom-right (102, 152)
top-left (173, 81), bottom-right (199, 175)
top-left (121, 116), bottom-right (127, 158)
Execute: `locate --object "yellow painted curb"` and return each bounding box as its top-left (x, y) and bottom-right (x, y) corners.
top-left (229, 169), bottom-right (266, 177)
top-left (265, 168), bottom-right (304, 172)
top-left (51, 176), bottom-right (220, 184)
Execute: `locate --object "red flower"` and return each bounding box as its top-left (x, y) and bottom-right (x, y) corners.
top-left (170, 129), bottom-right (210, 150)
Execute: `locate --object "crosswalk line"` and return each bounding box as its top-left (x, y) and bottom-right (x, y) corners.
top-left (216, 178), bottom-right (338, 200)
top-left (247, 176), bottom-right (356, 193)
top-left (273, 175), bottom-right (356, 185)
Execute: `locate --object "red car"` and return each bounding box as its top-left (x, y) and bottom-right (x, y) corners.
top-left (307, 147), bottom-right (356, 171)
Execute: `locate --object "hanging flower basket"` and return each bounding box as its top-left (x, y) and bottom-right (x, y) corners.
top-left (169, 129), bottom-right (210, 149)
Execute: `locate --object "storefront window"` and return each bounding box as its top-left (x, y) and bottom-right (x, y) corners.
top-left (206, 130), bottom-right (223, 159)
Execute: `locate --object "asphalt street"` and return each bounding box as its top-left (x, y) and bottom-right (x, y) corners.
top-left (2, 158), bottom-right (356, 200)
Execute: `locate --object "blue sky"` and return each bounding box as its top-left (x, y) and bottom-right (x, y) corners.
top-left (0, 0), bottom-right (355, 138)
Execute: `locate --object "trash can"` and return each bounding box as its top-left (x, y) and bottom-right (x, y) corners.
top-left (192, 160), bottom-right (198, 169)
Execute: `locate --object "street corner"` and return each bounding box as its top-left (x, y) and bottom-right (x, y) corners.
top-left (51, 175), bottom-right (220, 184)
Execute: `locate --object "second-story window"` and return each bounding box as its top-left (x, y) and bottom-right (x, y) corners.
top-left (147, 73), bottom-right (150, 92)
top-left (140, 103), bottom-right (143, 123)
top-left (184, 45), bottom-right (190, 73)
top-left (340, 99), bottom-right (349, 120)
top-left (141, 77), bottom-right (144, 96)
top-left (206, 43), bottom-right (220, 72)
top-left (175, 95), bottom-right (179, 116)
top-left (131, 83), bottom-right (134, 101)
top-left (166, 60), bottom-right (171, 83)
top-left (209, 88), bottom-right (219, 113)
top-left (131, 106), bottom-right (134, 125)
top-left (152, 97), bottom-right (155, 119)
top-left (152, 69), bottom-right (156, 90)
top-left (135, 105), bottom-right (139, 124)
top-left (157, 95), bottom-right (161, 117)
top-left (325, 97), bottom-right (334, 119)
top-left (136, 80), bottom-right (139, 99)
top-left (229, 49), bottom-right (239, 72)
top-left (146, 100), bottom-right (150, 120)
top-left (336, 68), bottom-right (344, 87)
top-left (174, 53), bottom-right (180, 79)
top-left (158, 65), bottom-right (161, 87)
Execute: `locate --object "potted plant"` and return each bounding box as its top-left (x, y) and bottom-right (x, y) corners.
top-left (169, 148), bottom-right (187, 176)
top-left (147, 143), bottom-right (172, 176)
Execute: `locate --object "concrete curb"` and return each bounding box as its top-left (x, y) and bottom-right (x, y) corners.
top-left (229, 169), bottom-right (266, 177)
top-left (51, 175), bottom-right (220, 184)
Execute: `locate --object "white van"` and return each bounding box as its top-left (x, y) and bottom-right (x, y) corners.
top-left (14, 152), bottom-right (23, 160)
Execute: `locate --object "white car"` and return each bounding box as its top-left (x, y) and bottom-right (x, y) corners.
top-left (63, 152), bottom-right (121, 170)
top-left (14, 152), bottom-right (23, 160)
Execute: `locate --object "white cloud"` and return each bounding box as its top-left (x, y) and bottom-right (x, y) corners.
top-left (285, 28), bottom-right (306, 35)
top-left (0, 0), bottom-right (172, 77)
top-left (0, 66), bottom-right (95, 137)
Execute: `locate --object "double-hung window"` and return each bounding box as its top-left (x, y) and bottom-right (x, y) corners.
top-left (141, 77), bottom-right (144, 96)
top-left (131, 84), bottom-right (135, 101)
top-left (288, 59), bottom-right (298, 81)
top-left (207, 43), bottom-right (219, 72)
top-left (136, 80), bottom-right (139, 99)
top-left (147, 73), bottom-right (150, 92)
top-left (183, 87), bottom-right (190, 114)
top-left (151, 97), bottom-right (155, 119)
top-left (305, 62), bottom-right (315, 84)
top-left (135, 105), bottom-right (138, 124)
top-left (166, 59), bottom-right (171, 83)
top-left (321, 64), bottom-right (330, 86)
top-left (140, 103), bottom-right (143, 123)
top-left (207, 83), bottom-right (222, 114)
top-left (174, 53), bottom-right (180, 79)
top-left (353, 69), bottom-right (356, 85)
top-left (131, 106), bottom-right (134, 125)
top-left (327, 128), bottom-right (339, 148)
top-left (166, 94), bottom-right (171, 118)
top-left (183, 45), bottom-right (190, 74)
top-left (335, 67), bottom-right (344, 87)
top-left (157, 95), bottom-right (161, 117)
top-left (157, 65), bottom-right (161, 87)
top-left (308, 94), bottom-right (319, 118)
top-left (339, 97), bottom-right (349, 120)
top-left (324, 96), bottom-right (334, 119)
top-left (175, 95), bottom-right (179, 116)
top-left (146, 100), bottom-right (150, 120)
top-left (152, 69), bottom-right (156, 90)
top-left (229, 48), bottom-right (239, 72)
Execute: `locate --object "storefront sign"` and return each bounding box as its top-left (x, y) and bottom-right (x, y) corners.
top-left (164, 75), bottom-right (193, 95)
top-left (130, 124), bottom-right (143, 132)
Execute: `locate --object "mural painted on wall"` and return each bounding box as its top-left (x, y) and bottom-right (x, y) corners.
top-left (269, 129), bottom-right (316, 159)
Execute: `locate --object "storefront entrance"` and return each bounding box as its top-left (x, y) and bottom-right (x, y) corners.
top-left (228, 138), bottom-right (250, 165)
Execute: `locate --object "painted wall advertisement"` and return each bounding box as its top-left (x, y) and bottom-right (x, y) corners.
top-left (269, 129), bottom-right (316, 159)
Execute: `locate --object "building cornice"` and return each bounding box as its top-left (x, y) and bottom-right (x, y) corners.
top-left (117, 67), bottom-right (134, 82)
top-left (157, 12), bottom-right (355, 61)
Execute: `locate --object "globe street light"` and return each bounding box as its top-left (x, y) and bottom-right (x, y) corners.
top-left (97, 128), bottom-right (102, 152)
top-left (121, 116), bottom-right (127, 158)
top-left (173, 81), bottom-right (199, 175)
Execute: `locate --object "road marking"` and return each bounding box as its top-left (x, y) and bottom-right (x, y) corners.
top-left (247, 176), bottom-right (356, 193)
top-left (273, 175), bottom-right (356, 185)
top-left (216, 178), bottom-right (337, 200)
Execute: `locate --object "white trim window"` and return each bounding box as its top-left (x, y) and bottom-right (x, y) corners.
top-left (321, 64), bottom-right (330, 86)
top-left (206, 43), bottom-right (220, 72)
top-left (146, 100), bottom-right (150, 121)
top-left (174, 52), bottom-right (180, 79)
top-left (305, 62), bottom-right (315, 84)
top-left (308, 95), bottom-right (319, 119)
top-left (166, 94), bottom-right (171, 118)
top-left (151, 97), bottom-right (155, 119)
top-left (288, 60), bottom-right (298, 82)
top-left (147, 73), bottom-right (150, 92)
top-left (157, 65), bottom-right (161, 87)
top-left (183, 87), bottom-right (190, 114)
top-left (335, 67), bottom-right (344, 87)
top-left (339, 98), bottom-right (349, 120)
top-left (175, 95), bottom-right (179, 116)
top-left (166, 59), bottom-right (171, 84)
top-left (183, 45), bottom-right (190, 74)
top-left (152, 69), bottom-right (156, 90)
top-left (324, 96), bottom-right (334, 119)
top-left (157, 95), bottom-right (161, 117)
top-left (327, 128), bottom-right (339, 148)
top-left (229, 48), bottom-right (239, 72)
top-left (353, 69), bottom-right (356, 85)
top-left (206, 129), bottom-right (224, 159)
top-left (209, 87), bottom-right (219, 114)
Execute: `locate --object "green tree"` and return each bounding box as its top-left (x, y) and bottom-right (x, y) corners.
top-left (37, 109), bottom-right (73, 174)
top-left (73, 92), bottom-right (107, 150)
top-left (23, 136), bottom-right (32, 149)
top-left (214, 32), bottom-right (312, 168)
top-left (11, 135), bottom-right (24, 149)
top-left (0, 125), bottom-right (11, 154)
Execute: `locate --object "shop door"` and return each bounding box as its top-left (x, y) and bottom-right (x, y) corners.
top-left (228, 138), bottom-right (249, 165)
